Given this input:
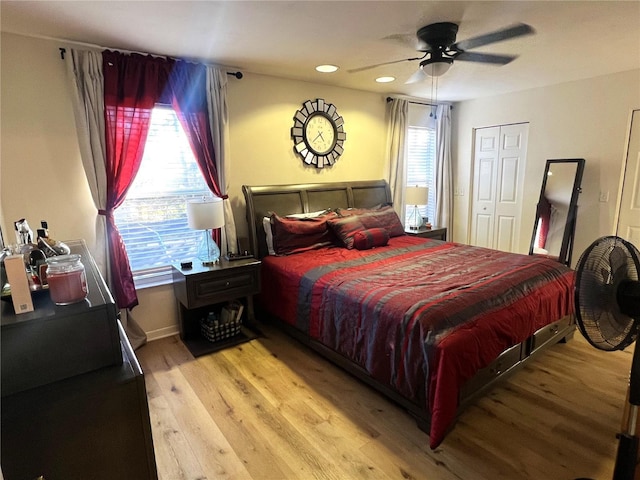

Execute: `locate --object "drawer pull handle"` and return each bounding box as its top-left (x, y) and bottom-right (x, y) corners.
top-left (225, 281), bottom-right (230, 286)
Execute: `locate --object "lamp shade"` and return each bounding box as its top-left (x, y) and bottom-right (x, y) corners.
top-left (187, 197), bottom-right (225, 230)
top-left (405, 186), bottom-right (429, 205)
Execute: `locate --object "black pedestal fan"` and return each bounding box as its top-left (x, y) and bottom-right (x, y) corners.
top-left (574, 236), bottom-right (640, 480)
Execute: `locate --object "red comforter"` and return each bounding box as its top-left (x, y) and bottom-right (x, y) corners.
top-left (259, 236), bottom-right (574, 448)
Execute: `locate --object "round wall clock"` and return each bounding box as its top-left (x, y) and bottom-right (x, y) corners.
top-left (291, 98), bottom-right (346, 168)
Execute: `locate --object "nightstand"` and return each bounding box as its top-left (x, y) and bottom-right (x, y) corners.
top-left (171, 258), bottom-right (261, 357)
top-left (405, 226), bottom-right (447, 241)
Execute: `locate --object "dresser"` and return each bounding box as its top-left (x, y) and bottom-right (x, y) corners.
top-left (1, 240), bottom-right (157, 480)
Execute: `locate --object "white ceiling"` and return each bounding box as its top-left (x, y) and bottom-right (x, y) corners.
top-left (2, 1), bottom-right (639, 102)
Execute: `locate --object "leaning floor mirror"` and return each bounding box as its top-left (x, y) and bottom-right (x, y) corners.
top-left (529, 158), bottom-right (586, 266)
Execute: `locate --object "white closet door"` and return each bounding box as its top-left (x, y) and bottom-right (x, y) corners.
top-left (494, 124), bottom-right (529, 252)
top-left (617, 109), bottom-right (640, 246)
top-left (471, 127), bottom-right (499, 248)
top-left (470, 123), bottom-right (528, 252)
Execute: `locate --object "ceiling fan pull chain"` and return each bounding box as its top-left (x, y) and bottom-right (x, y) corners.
top-left (429, 75), bottom-right (434, 118)
top-left (434, 77), bottom-right (439, 119)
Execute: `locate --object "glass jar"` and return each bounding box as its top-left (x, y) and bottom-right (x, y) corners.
top-left (46, 254), bottom-right (88, 305)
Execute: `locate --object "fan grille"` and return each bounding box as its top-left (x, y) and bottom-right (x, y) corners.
top-left (575, 236), bottom-right (640, 351)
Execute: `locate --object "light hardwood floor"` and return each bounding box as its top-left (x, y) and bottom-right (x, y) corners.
top-left (137, 323), bottom-right (632, 480)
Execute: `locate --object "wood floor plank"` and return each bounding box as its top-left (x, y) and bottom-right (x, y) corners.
top-left (146, 394), bottom-right (208, 480)
top-left (153, 365), bottom-right (251, 478)
top-left (185, 345), bottom-right (348, 480)
top-left (136, 324), bottom-right (632, 480)
top-left (224, 341), bottom-right (428, 479)
top-left (140, 335), bottom-right (254, 479)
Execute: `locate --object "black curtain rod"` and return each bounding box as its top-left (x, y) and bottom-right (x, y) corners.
top-left (386, 96), bottom-right (435, 107)
top-left (58, 47), bottom-right (243, 79)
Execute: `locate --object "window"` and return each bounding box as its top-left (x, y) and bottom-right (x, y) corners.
top-left (406, 124), bottom-right (436, 226)
top-left (114, 106), bottom-right (212, 284)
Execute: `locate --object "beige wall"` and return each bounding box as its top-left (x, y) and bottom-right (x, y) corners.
top-left (1, 32), bottom-right (388, 339)
top-left (451, 69), bottom-right (640, 264)
top-left (226, 73), bottom-right (388, 241)
top-left (1, 33), bottom-right (96, 254)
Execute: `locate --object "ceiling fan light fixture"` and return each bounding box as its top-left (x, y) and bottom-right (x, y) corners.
top-left (421, 59), bottom-right (452, 77)
top-left (375, 76), bottom-right (395, 83)
top-left (316, 64), bottom-right (339, 73)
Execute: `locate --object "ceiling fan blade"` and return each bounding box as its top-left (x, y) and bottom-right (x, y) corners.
top-left (405, 68), bottom-right (427, 84)
top-left (452, 23), bottom-right (534, 51)
top-left (347, 56), bottom-right (421, 74)
top-left (383, 33), bottom-right (429, 51)
top-left (455, 51), bottom-right (517, 65)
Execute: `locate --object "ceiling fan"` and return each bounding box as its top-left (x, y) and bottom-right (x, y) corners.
top-left (349, 22), bottom-right (535, 82)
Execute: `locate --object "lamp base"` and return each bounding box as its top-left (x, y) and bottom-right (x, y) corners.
top-left (198, 229), bottom-right (221, 266)
top-left (407, 205), bottom-right (424, 231)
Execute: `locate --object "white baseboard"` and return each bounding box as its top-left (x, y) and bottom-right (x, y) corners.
top-left (145, 325), bottom-right (179, 342)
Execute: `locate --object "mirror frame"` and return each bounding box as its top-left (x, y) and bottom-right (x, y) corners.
top-left (529, 158), bottom-right (585, 266)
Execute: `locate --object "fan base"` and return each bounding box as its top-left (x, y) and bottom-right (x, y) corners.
top-left (417, 22), bottom-right (458, 50)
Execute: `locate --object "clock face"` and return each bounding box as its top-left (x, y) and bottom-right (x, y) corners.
top-left (304, 113), bottom-right (336, 155)
top-left (291, 98), bottom-right (346, 168)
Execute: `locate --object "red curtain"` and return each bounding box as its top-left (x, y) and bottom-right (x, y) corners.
top-left (102, 51), bottom-right (170, 309)
top-left (536, 195), bottom-right (552, 249)
top-left (168, 60), bottom-right (226, 245)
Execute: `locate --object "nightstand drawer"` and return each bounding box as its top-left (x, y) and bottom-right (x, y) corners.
top-left (192, 270), bottom-right (257, 303)
top-left (173, 260), bottom-right (261, 310)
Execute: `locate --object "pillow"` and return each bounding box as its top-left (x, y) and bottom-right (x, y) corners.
top-left (326, 215), bottom-right (366, 249)
top-left (262, 216), bottom-right (276, 255)
top-left (337, 204), bottom-right (383, 216)
top-left (286, 209), bottom-right (331, 219)
top-left (353, 228), bottom-right (389, 250)
top-left (263, 209), bottom-right (332, 255)
top-left (337, 205), bottom-right (405, 238)
top-left (270, 211), bottom-right (337, 255)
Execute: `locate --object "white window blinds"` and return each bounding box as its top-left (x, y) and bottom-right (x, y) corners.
top-left (406, 125), bottom-right (436, 225)
top-left (114, 106), bottom-right (212, 275)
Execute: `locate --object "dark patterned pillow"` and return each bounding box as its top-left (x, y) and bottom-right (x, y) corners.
top-left (271, 211), bottom-right (337, 255)
top-left (326, 215), bottom-right (366, 249)
top-left (337, 205), bottom-right (405, 238)
top-left (337, 205), bottom-right (382, 217)
top-left (353, 228), bottom-right (389, 250)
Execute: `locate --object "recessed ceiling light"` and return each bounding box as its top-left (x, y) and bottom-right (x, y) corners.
top-left (316, 64), bottom-right (338, 73)
top-left (375, 76), bottom-right (396, 83)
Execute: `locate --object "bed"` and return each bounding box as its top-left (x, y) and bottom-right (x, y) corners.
top-left (242, 179), bottom-right (575, 449)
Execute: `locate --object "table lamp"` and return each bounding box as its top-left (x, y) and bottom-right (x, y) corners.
top-left (187, 197), bottom-right (225, 265)
top-left (405, 185), bottom-right (429, 230)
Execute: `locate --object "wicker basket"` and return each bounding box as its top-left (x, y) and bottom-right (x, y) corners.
top-left (199, 308), bottom-right (242, 343)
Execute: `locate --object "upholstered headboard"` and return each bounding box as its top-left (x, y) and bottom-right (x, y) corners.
top-left (242, 180), bottom-right (392, 259)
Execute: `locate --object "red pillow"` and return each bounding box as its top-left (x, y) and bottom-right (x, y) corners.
top-left (338, 205), bottom-right (405, 238)
top-left (353, 228), bottom-right (389, 250)
top-left (326, 215), bottom-right (365, 249)
top-left (271, 212), bottom-right (337, 255)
